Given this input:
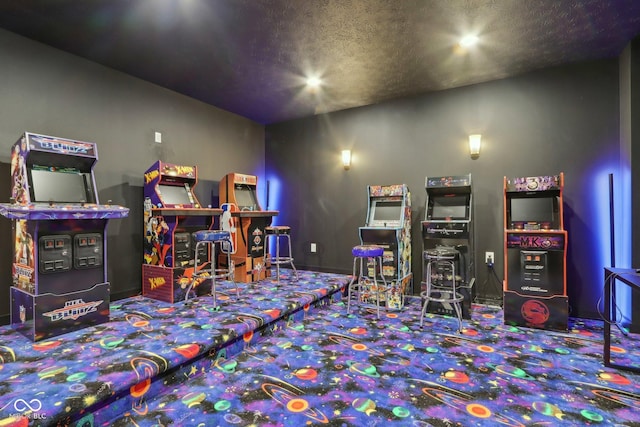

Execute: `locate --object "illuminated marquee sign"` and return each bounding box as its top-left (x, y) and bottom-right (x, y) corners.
top-left (31, 136), bottom-right (95, 156)
top-left (506, 234), bottom-right (564, 250)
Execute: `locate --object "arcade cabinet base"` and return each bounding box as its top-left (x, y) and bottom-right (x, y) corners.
top-left (142, 264), bottom-right (213, 303)
top-left (226, 255), bottom-right (270, 283)
top-left (11, 282), bottom-right (110, 342)
top-left (503, 291), bottom-right (568, 330)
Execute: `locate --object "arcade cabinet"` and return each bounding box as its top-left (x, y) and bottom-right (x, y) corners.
top-left (503, 173), bottom-right (568, 330)
top-left (0, 132), bottom-right (129, 341)
top-left (358, 184), bottom-right (412, 310)
top-left (142, 161), bottom-right (222, 303)
top-left (219, 172), bottom-right (278, 283)
top-left (421, 175), bottom-right (475, 318)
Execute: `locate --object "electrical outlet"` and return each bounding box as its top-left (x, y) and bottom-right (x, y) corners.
top-left (310, 243), bottom-right (317, 253)
top-left (485, 251), bottom-right (494, 264)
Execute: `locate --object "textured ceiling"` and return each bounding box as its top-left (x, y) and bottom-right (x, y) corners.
top-left (1, 0), bottom-right (640, 124)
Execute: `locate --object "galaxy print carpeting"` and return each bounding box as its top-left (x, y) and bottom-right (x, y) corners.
top-left (112, 290), bottom-right (640, 425)
top-left (0, 269), bottom-right (639, 426)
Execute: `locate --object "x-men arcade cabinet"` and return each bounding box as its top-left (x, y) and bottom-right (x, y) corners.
top-left (503, 173), bottom-right (568, 330)
top-left (358, 184), bottom-right (412, 310)
top-left (0, 132), bottom-right (129, 341)
top-left (421, 174), bottom-right (475, 318)
top-left (142, 161), bottom-right (222, 303)
top-left (219, 172), bottom-right (278, 283)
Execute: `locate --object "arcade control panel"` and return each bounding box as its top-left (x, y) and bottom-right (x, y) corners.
top-left (423, 221), bottom-right (470, 238)
top-left (39, 233), bottom-right (103, 273)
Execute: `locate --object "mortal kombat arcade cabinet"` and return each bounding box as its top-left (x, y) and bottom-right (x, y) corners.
top-left (503, 173), bottom-right (568, 330)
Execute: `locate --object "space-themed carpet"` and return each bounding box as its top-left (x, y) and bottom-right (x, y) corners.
top-left (108, 298), bottom-right (640, 426)
top-left (0, 269), bottom-right (348, 427)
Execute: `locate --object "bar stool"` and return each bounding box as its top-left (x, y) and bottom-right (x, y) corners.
top-left (420, 248), bottom-right (464, 332)
top-left (346, 245), bottom-right (389, 319)
top-left (263, 226), bottom-right (299, 284)
top-left (185, 230), bottom-right (236, 306)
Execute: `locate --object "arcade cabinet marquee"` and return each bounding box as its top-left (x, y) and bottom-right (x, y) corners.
top-left (503, 173), bottom-right (568, 330)
top-left (0, 132), bottom-right (129, 341)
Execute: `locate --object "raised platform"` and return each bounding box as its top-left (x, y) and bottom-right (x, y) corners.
top-left (0, 269), bottom-right (348, 426)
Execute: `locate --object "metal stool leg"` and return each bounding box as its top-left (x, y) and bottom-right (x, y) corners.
top-left (347, 256), bottom-right (358, 314)
top-left (210, 241), bottom-right (217, 308)
top-left (450, 264), bottom-right (463, 333)
top-left (420, 259), bottom-right (432, 327)
top-left (185, 241), bottom-right (202, 303)
top-left (358, 256), bottom-right (366, 306)
top-left (286, 234), bottom-right (299, 280)
top-left (371, 256), bottom-right (380, 319)
top-left (275, 233), bottom-right (281, 284)
top-left (374, 255), bottom-right (388, 319)
top-left (224, 238), bottom-right (238, 297)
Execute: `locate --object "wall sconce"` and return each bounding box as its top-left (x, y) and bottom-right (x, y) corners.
top-left (341, 149), bottom-right (352, 170)
top-left (469, 134), bottom-right (482, 159)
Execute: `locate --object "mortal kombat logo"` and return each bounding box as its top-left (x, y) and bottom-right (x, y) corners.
top-left (518, 235), bottom-right (552, 249)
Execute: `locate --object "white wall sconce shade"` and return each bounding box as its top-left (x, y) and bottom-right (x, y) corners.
top-left (342, 149), bottom-right (352, 169)
top-left (469, 134), bottom-right (481, 159)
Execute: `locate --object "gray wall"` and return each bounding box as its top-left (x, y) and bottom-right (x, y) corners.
top-left (0, 29), bottom-right (265, 321)
top-left (266, 59), bottom-right (620, 319)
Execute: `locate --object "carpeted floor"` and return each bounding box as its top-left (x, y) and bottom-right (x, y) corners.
top-left (0, 268), bottom-right (638, 426)
top-left (110, 294), bottom-right (640, 426)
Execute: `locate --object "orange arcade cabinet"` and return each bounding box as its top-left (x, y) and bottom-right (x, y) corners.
top-left (219, 172), bottom-right (278, 282)
top-left (142, 161), bottom-right (222, 302)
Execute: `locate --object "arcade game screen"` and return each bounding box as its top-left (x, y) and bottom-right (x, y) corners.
top-left (372, 200), bottom-right (402, 222)
top-left (431, 195), bottom-right (468, 220)
top-left (29, 166), bottom-right (94, 204)
top-left (158, 184), bottom-right (193, 206)
top-left (235, 184), bottom-right (259, 210)
top-left (510, 197), bottom-right (555, 224)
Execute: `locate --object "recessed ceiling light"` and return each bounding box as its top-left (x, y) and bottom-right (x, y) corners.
top-left (306, 76), bottom-right (322, 88)
top-left (459, 34), bottom-right (479, 47)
